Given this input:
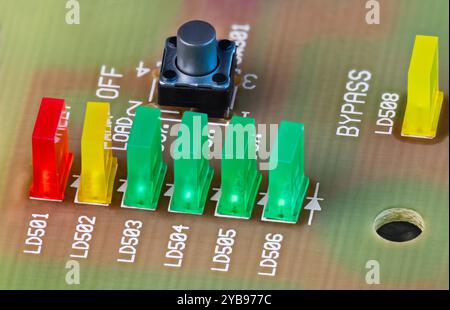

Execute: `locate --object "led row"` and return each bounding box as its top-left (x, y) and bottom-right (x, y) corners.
top-left (30, 99), bottom-right (308, 223)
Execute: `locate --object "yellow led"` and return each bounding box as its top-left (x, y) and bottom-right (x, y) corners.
top-left (77, 102), bottom-right (118, 205)
top-left (401, 35), bottom-right (444, 139)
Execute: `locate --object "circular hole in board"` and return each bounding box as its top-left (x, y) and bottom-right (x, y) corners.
top-left (374, 208), bottom-right (424, 243)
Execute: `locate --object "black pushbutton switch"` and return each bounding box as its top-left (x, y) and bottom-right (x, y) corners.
top-left (158, 20), bottom-right (237, 117)
top-left (176, 20), bottom-right (218, 76)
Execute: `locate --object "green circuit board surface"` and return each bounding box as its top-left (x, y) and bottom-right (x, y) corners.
top-left (0, 0), bottom-right (448, 289)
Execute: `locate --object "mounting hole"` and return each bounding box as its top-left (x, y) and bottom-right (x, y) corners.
top-left (167, 36), bottom-right (177, 47)
top-left (374, 208), bottom-right (424, 243)
top-left (218, 39), bottom-right (233, 51)
top-left (212, 73), bottom-right (227, 84)
top-left (163, 70), bottom-right (177, 80)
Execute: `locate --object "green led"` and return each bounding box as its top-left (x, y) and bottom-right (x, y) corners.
top-left (123, 107), bottom-right (167, 210)
top-left (263, 120), bottom-right (309, 223)
top-left (216, 116), bottom-right (261, 219)
top-left (169, 111), bottom-right (213, 215)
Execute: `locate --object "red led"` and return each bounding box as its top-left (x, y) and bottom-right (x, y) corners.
top-left (29, 97), bottom-right (73, 201)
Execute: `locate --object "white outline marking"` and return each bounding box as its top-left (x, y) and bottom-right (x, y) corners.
top-left (148, 77), bottom-right (157, 102)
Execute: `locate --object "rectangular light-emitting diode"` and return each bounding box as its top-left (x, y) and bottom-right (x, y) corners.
top-left (215, 116), bottom-right (261, 219)
top-left (122, 107), bottom-right (167, 210)
top-left (29, 97), bottom-right (73, 201)
top-left (262, 121), bottom-right (309, 224)
top-left (401, 35), bottom-right (444, 139)
top-left (76, 102), bottom-right (118, 205)
top-left (169, 111), bottom-right (214, 215)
